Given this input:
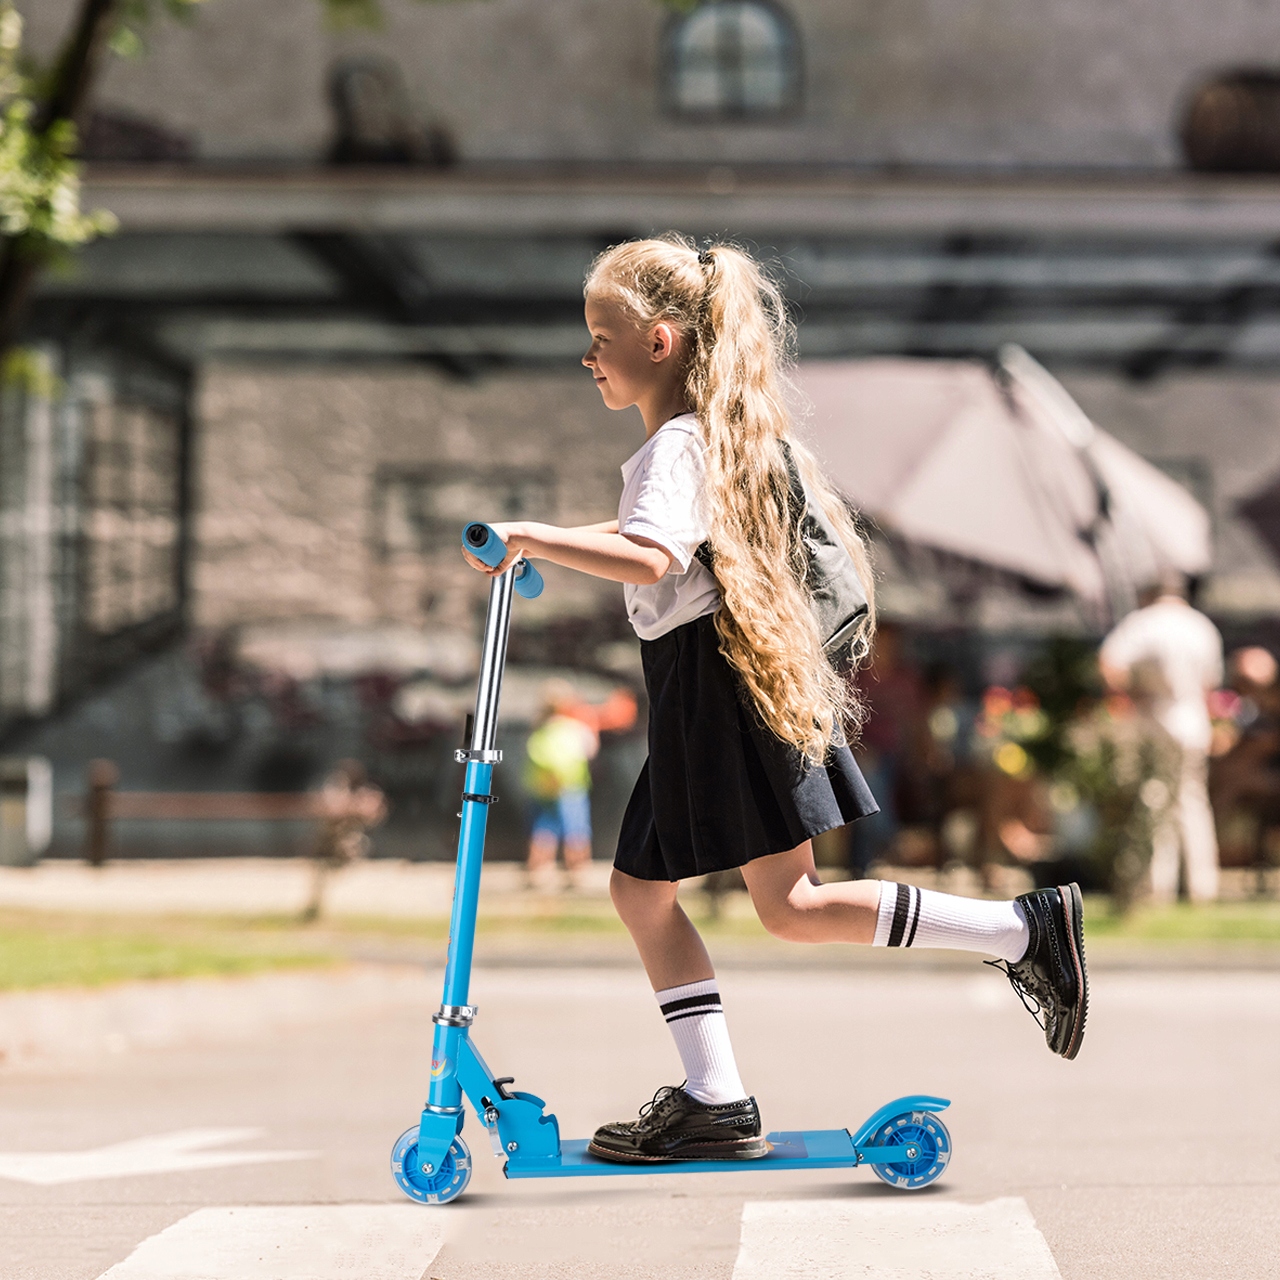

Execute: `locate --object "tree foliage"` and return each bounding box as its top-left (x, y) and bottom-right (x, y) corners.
top-left (107, 0), bottom-right (209, 59)
top-left (0, 0), bottom-right (493, 272)
top-left (0, 5), bottom-right (114, 255)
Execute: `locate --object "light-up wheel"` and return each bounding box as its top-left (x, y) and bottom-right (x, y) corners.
top-left (391, 1127), bottom-right (471, 1204)
top-left (867, 1111), bottom-right (951, 1190)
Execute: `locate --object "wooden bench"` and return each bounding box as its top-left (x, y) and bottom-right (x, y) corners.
top-left (80, 759), bottom-right (387, 888)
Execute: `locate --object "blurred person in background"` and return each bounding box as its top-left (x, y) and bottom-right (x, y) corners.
top-left (1228, 646), bottom-right (1280, 727)
top-left (1211, 647), bottom-right (1280, 874)
top-left (523, 679), bottom-right (637, 890)
top-left (303, 760), bottom-right (387, 921)
top-left (1099, 573), bottom-right (1224, 903)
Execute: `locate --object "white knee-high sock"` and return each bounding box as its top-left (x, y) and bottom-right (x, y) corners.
top-left (872, 882), bottom-right (1029, 963)
top-left (655, 979), bottom-right (747, 1105)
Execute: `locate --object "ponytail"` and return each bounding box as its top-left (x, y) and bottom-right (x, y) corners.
top-left (585, 236), bottom-right (875, 763)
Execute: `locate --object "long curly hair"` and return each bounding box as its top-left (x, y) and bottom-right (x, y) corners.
top-left (585, 235), bottom-right (876, 763)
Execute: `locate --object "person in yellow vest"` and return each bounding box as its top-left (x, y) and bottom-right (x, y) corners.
top-left (523, 680), bottom-right (602, 890)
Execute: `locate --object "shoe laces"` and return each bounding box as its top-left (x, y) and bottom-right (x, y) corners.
top-left (984, 958), bottom-right (1047, 1032)
top-left (635, 1083), bottom-right (685, 1125)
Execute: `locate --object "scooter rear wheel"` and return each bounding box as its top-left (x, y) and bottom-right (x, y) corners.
top-left (868, 1110), bottom-right (951, 1190)
top-left (391, 1127), bottom-right (472, 1204)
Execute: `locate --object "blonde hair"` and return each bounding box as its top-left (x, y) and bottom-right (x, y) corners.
top-left (585, 235), bottom-right (876, 763)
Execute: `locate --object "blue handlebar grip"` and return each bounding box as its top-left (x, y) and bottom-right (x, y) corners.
top-left (514, 560), bottom-right (544, 599)
top-left (462, 522), bottom-right (544, 600)
top-left (462, 522), bottom-right (505, 568)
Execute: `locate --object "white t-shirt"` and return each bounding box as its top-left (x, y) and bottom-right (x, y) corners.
top-left (618, 413), bottom-right (719, 641)
top-left (1099, 597), bottom-right (1224, 752)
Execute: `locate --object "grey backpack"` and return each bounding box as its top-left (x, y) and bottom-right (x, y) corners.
top-left (696, 441), bottom-right (870, 660)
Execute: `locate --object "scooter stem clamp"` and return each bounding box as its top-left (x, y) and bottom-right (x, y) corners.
top-left (422, 1102), bottom-right (463, 1117)
top-left (434, 1004), bottom-right (478, 1027)
top-left (454, 748), bottom-right (503, 764)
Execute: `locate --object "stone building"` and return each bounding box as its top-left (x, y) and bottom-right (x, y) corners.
top-left (6, 0), bottom-right (1280, 857)
top-left (27, 0), bottom-right (1280, 168)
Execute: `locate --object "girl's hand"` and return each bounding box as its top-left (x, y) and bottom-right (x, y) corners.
top-left (459, 519), bottom-right (671, 585)
top-left (460, 522), bottom-right (528, 577)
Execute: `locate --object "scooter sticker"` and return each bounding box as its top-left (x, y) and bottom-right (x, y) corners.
top-left (430, 1057), bottom-right (452, 1079)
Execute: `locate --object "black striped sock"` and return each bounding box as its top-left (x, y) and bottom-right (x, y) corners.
top-left (872, 881), bottom-right (1029, 961)
top-left (660, 989), bottom-right (724, 1024)
top-left (653, 978), bottom-right (746, 1105)
top-left (875, 881), bottom-right (924, 947)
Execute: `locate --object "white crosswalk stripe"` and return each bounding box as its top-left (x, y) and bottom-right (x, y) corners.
top-left (96, 1206), bottom-right (449, 1280)
top-left (94, 1196), bottom-right (1062, 1279)
top-left (0, 1128), bottom-right (313, 1186)
top-left (731, 1197), bottom-right (1063, 1280)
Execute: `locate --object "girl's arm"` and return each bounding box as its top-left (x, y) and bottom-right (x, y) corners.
top-left (462, 520), bottom-right (673, 585)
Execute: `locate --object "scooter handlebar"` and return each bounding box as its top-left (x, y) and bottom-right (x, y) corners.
top-left (462, 522), bottom-right (544, 599)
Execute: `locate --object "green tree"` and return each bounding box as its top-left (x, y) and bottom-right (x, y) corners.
top-left (0, 0), bottom-right (120, 361)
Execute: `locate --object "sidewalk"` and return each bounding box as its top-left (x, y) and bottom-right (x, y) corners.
top-left (0, 857), bottom-right (614, 919)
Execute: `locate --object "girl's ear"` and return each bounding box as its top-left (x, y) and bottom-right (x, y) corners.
top-left (649, 322), bottom-right (681, 363)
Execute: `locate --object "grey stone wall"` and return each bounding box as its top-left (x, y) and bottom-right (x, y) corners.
top-left (27, 0), bottom-right (1280, 168)
top-left (191, 363), bottom-right (629, 633)
top-left (189, 359), bottom-right (1280, 633)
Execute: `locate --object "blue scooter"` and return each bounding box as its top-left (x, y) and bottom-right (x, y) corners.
top-left (390, 522), bottom-right (953, 1205)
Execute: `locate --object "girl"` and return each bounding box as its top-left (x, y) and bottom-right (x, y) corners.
top-left (464, 236), bottom-right (1088, 1164)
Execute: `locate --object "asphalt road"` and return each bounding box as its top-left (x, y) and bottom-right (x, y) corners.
top-left (2, 961), bottom-right (1278, 1279)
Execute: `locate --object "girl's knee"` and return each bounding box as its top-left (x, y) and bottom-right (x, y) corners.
top-left (751, 877), bottom-right (825, 943)
top-left (754, 896), bottom-right (814, 943)
top-left (610, 868), bottom-right (674, 924)
top-left (609, 867), bottom-right (638, 910)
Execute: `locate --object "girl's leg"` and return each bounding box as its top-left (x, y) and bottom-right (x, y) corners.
top-left (610, 867), bottom-right (714, 988)
top-left (740, 841), bottom-right (1028, 962)
top-left (741, 842), bottom-right (1089, 1060)
top-left (740, 842), bottom-right (880, 943)
top-left (610, 867), bottom-right (747, 1104)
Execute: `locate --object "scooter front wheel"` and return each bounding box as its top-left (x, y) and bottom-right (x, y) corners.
top-left (867, 1110), bottom-right (951, 1190)
top-left (391, 1127), bottom-right (472, 1204)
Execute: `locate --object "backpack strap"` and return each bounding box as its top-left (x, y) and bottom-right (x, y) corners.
top-left (694, 441), bottom-right (802, 576)
top-left (692, 441), bottom-right (868, 658)
top-left (778, 439), bottom-right (808, 528)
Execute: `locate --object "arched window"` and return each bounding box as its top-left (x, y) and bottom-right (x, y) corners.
top-left (663, 1), bottom-right (802, 121)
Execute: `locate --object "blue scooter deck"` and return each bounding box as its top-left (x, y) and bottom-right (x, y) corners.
top-left (505, 1129), bottom-right (858, 1179)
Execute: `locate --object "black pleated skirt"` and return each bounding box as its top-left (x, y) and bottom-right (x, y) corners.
top-left (614, 613), bottom-right (879, 882)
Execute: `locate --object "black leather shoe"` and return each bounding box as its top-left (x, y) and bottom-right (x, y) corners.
top-left (588, 1085), bottom-right (768, 1163)
top-left (988, 883), bottom-right (1089, 1060)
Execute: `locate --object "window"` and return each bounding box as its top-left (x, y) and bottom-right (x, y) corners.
top-left (664, 1), bottom-right (801, 121)
top-left (82, 398), bottom-right (182, 635)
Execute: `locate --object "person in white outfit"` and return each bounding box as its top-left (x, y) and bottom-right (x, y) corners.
top-left (1100, 575), bottom-right (1224, 903)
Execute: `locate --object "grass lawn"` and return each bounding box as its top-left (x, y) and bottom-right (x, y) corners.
top-left (2, 893), bottom-right (1278, 991)
top-left (331, 892), bottom-right (1280, 948)
top-left (0, 910), bottom-right (338, 991)
top-left (1081, 896), bottom-right (1280, 944)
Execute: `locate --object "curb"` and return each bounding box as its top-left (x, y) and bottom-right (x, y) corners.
top-left (0, 962), bottom-right (433, 1071)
